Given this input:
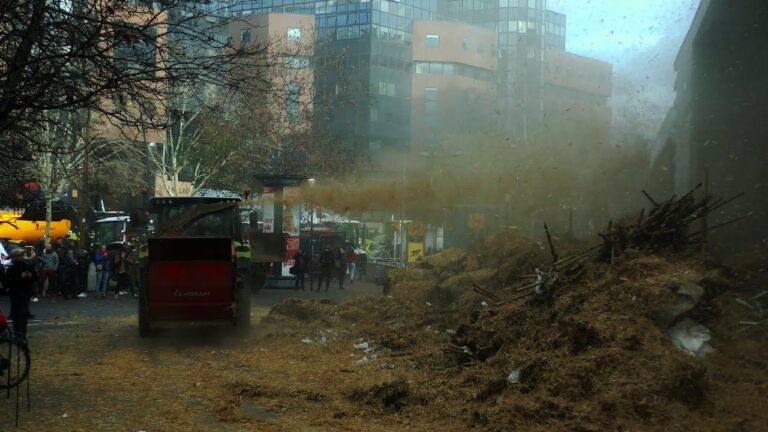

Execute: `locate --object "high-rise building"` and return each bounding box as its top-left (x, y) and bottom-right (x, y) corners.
top-left (229, 0), bottom-right (610, 176)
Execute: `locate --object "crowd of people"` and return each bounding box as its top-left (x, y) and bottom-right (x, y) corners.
top-left (17, 236), bottom-right (140, 301)
top-left (1, 236), bottom-right (140, 340)
top-left (293, 243), bottom-right (366, 292)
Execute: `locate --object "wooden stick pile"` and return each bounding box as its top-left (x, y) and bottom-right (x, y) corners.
top-left (473, 186), bottom-right (742, 306)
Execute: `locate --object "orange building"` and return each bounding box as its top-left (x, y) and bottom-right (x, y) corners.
top-left (542, 49), bottom-right (612, 148)
top-left (88, 6), bottom-right (169, 145)
top-left (229, 14), bottom-right (316, 135)
top-left (410, 21), bottom-right (497, 156)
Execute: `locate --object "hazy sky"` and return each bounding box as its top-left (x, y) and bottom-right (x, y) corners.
top-left (547, 0), bottom-right (700, 69)
top-left (545, 0), bottom-right (701, 137)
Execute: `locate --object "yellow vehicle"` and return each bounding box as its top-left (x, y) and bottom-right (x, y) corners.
top-left (0, 209), bottom-right (71, 243)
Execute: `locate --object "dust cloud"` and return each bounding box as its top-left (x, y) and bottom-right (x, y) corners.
top-left (297, 134), bottom-right (651, 239)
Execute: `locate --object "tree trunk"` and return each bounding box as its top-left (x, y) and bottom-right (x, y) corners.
top-left (44, 194), bottom-right (53, 246)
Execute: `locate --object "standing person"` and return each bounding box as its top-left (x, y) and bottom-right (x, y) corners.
top-left (113, 246), bottom-right (131, 298)
top-left (75, 248), bottom-right (91, 298)
top-left (40, 244), bottom-right (59, 298)
top-left (126, 243), bottom-right (139, 297)
top-left (26, 248), bottom-right (42, 302)
top-left (55, 243), bottom-right (68, 297)
top-left (292, 250), bottom-right (307, 291)
top-left (60, 249), bottom-right (78, 299)
top-left (93, 245), bottom-right (111, 299)
top-left (345, 244), bottom-right (358, 284)
top-left (5, 249), bottom-right (36, 341)
top-left (317, 247), bottom-right (334, 292)
top-left (334, 247), bottom-right (346, 290)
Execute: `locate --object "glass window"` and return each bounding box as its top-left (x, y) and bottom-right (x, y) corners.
top-left (240, 28), bottom-right (251, 43)
top-left (387, 82), bottom-right (395, 97)
top-left (285, 82), bottom-right (300, 123)
top-left (426, 34), bottom-right (439, 48)
top-left (337, 14), bottom-right (347, 25)
top-left (429, 62), bottom-right (442, 74)
top-left (462, 37), bottom-right (470, 51)
top-left (443, 63), bottom-right (454, 74)
top-left (415, 62), bottom-right (428, 73)
top-left (287, 28), bottom-right (301, 41)
top-left (424, 87), bottom-right (438, 115)
top-left (477, 43), bottom-right (484, 54)
top-left (287, 55), bottom-right (310, 68)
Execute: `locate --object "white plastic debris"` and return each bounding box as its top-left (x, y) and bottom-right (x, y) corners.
top-left (301, 338), bottom-right (314, 344)
top-left (62, 413), bottom-right (69, 418)
top-left (353, 342), bottom-right (369, 350)
top-left (668, 318), bottom-right (713, 357)
top-left (658, 283), bottom-right (705, 327)
top-left (507, 370), bottom-right (521, 384)
top-left (461, 346), bottom-right (473, 355)
top-left (481, 301), bottom-right (489, 307)
top-left (446, 329), bottom-right (457, 335)
top-left (356, 356), bottom-right (369, 366)
top-left (426, 302), bottom-right (432, 306)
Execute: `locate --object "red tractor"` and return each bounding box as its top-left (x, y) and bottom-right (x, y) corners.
top-left (138, 197), bottom-right (283, 337)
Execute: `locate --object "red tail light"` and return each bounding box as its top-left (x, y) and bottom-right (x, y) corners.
top-left (0, 310), bottom-right (7, 332)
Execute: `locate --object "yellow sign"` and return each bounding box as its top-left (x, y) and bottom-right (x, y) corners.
top-left (468, 213), bottom-right (486, 230)
top-left (407, 242), bottom-right (424, 264)
top-left (408, 222), bottom-right (425, 237)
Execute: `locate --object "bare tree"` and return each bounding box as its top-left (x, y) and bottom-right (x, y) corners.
top-left (0, 0), bottom-right (270, 168)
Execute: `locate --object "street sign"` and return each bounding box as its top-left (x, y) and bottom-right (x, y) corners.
top-left (468, 213), bottom-right (486, 230)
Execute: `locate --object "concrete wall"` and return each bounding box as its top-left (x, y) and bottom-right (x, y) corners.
top-left (687, 1), bottom-right (768, 261)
